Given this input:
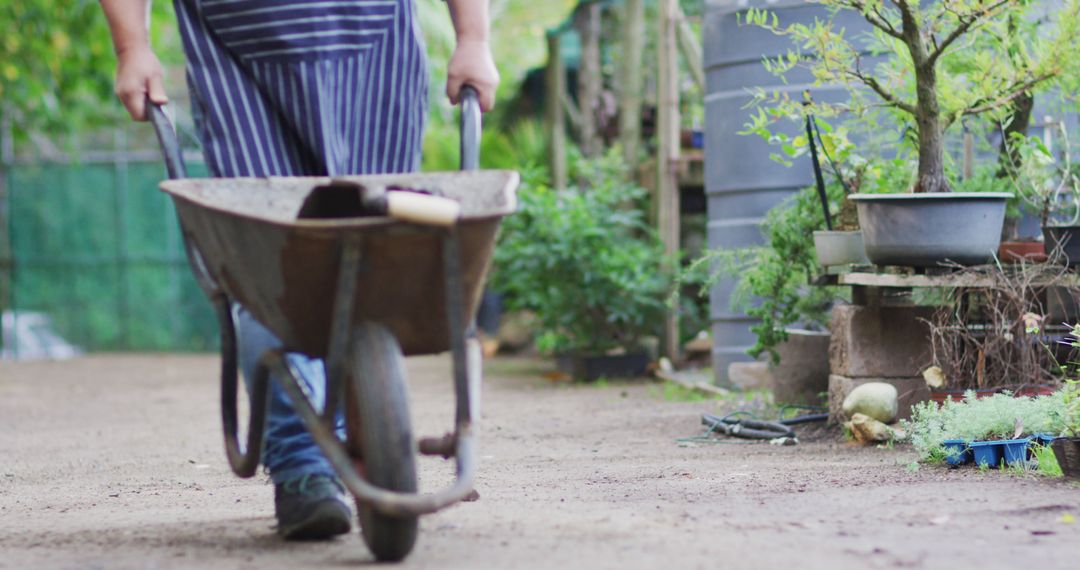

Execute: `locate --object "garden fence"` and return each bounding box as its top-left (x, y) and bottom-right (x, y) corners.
top-left (0, 127), bottom-right (217, 356)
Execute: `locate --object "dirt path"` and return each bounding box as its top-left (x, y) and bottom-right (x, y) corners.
top-left (1, 354), bottom-right (1078, 569)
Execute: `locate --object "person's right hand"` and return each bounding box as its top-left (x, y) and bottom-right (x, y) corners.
top-left (114, 46), bottom-right (168, 121)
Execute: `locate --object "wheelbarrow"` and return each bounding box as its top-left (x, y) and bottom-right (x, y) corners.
top-left (147, 88), bottom-right (518, 561)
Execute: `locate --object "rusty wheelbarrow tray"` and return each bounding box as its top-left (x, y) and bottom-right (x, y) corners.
top-left (162, 170), bottom-right (518, 357)
top-left (149, 87), bottom-right (516, 562)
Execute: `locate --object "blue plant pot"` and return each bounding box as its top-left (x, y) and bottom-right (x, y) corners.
top-left (691, 130), bottom-right (704, 149)
top-left (942, 439), bottom-right (971, 466)
top-left (1033, 433), bottom-right (1057, 446)
top-left (970, 441), bottom-right (1004, 468)
top-left (1000, 438), bottom-right (1032, 465)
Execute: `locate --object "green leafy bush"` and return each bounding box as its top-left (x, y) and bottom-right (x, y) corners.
top-left (492, 153), bottom-right (669, 354)
top-left (681, 184), bottom-right (847, 363)
top-left (423, 117), bottom-right (547, 173)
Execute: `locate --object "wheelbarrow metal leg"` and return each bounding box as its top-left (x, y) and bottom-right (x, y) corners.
top-left (217, 294), bottom-right (270, 478)
top-left (417, 230), bottom-right (482, 460)
top-left (441, 229), bottom-right (480, 428)
top-left (323, 237), bottom-right (364, 426)
top-left (269, 349), bottom-right (477, 516)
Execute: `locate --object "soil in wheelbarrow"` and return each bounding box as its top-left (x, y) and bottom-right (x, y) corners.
top-left (2, 354), bottom-right (1079, 569)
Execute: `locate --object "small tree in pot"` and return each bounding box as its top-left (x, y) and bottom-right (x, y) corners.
top-left (744, 0), bottom-right (1080, 266)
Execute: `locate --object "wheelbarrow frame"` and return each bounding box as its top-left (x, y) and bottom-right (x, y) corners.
top-left (148, 89), bottom-right (487, 519)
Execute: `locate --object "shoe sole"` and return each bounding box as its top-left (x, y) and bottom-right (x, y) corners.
top-left (279, 499), bottom-right (353, 541)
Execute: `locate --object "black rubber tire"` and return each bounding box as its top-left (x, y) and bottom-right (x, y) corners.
top-left (346, 322), bottom-right (419, 562)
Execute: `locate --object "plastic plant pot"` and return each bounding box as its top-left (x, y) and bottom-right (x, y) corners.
top-left (1033, 434), bottom-right (1057, 446)
top-left (1050, 437), bottom-right (1080, 480)
top-left (813, 231), bottom-right (870, 266)
top-left (969, 441), bottom-right (1004, 468)
top-left (851, 192), bottom-right (1011, 266)
top-left (1000, 438), bottom-right (1032, 465)
top-left (942, 439), bottom-right (971, 466)
top-left (1043, 225), bottom-right (1080, 266)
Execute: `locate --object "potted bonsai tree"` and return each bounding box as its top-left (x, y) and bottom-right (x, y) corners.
top-left (493, 155), bottom-right (669, 381)
top-left (744, 0), bottom-right (1080, 266)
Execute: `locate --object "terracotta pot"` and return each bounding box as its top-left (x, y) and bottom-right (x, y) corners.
top-left (1012, 385), bottom-right (1060, 397)
top-left (930, 385), bottom-right (1059, 404)
top-left (929, 389), bottom-right (996, 404)
top-left (997, 241), bottom-right (1047, 263)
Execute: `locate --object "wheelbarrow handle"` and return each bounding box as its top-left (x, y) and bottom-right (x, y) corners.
top-left (146, 96), bottom-right (188, 180)
top-left (459, 84), bottom-right (481, 172)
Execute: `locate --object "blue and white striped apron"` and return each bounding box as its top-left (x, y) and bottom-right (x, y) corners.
top-left (175, 0), bottom-right (429, 177)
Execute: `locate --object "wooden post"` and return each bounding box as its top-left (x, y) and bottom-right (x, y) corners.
top-left (619, 0), bottom-right (645, 166)
top-left (545, 30), bottom-right (568, 190)
top-left (676, 6), bottom-right (705, 92)
top-left (657, 0), bottom-right (681, 361)
top-left (577, 2), bottom-right (602, 157)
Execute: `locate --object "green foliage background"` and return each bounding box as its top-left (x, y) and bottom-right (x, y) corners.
top-left (7, 160), bottom-right (217, 351)
top-left (683, 183), bottom-right (847, 363)
top-left (493, 153), bottom-right (670, 354)
top-left (1, 1), bottom-right (577, 353)
top-left (0, 1), bottom-right (183, 138)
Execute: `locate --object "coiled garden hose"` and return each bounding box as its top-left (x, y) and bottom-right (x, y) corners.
top-left (701, 413), bottom-right (795, 440)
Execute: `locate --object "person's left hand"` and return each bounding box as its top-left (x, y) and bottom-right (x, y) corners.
top-left (446, 39), bottom-right (499, 112)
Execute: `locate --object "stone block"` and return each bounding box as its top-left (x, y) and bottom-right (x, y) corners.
top-left (829, 304), bottom-right (936, 378)
top-left (828, 374), bottom-right (931, 423)
top-left (771, 329), bottom-right (831, 406)
top-left (727, 361), bottom-right (772, 391)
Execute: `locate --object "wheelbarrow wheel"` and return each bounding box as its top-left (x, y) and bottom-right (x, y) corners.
top-left (345, 321), bottom-right (418, 562)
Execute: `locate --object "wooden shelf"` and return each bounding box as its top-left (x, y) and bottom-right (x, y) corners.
top-left (816, 265), bottom-right (1080, 289)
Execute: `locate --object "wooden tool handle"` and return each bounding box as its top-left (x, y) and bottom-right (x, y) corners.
top-left (386, 192), bottom-right (461, 226)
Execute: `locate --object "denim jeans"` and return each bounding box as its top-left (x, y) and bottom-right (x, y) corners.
top-left (235, 307), bottom-right (344, 485)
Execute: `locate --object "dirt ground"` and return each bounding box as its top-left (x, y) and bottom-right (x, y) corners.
top-left (1, 354), bottom-right (1078, 569)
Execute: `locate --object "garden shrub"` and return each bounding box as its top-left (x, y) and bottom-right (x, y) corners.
top-left (492, 153), bottom-right (669, 354)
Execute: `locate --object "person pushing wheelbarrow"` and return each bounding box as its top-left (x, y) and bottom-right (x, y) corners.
top-left (100, 0), bottom-right (500, 546)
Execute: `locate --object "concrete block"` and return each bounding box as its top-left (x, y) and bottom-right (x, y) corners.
top-left (770, 329), bottom-right (831, 406)
top-left (727, 362), bottom-right (772, 391)
top-left (828, 374), bottom-right (931, 423)
top-left (829, 304), bottom-right (935, 378)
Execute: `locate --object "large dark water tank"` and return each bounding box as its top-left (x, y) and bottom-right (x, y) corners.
top-left (703, 0), bottom-right (865, 384)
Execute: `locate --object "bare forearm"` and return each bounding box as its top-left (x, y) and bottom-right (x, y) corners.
top-left (446, 0), bottom-right (490, 43)
top-left (99, 0), bottom-right (166, 120)
top-left (100, 0), bottom-right (152, 55)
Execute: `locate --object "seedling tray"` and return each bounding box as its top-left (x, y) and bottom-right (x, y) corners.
top-left (942, 439), bottom-right (972, 466)
top-left (966, 438), bottom-right (1032, 468)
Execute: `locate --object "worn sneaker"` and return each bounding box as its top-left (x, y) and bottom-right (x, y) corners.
top-left (274, 474), bottom-right (353, 540)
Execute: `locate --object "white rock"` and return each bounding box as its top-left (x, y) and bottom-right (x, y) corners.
top-left (842, 382), bottom-right (898, 423)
